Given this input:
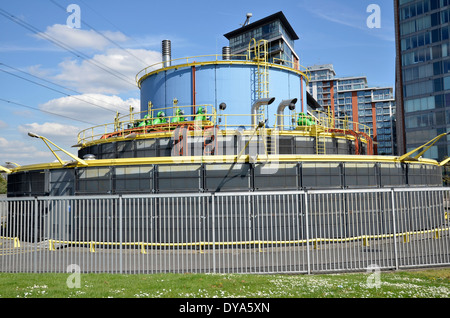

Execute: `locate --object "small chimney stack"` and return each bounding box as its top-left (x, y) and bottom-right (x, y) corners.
top-left (162, 40), bottom-right (171, 67)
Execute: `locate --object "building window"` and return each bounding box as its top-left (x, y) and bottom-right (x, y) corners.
top-left (444, 75), bottom-right (450, 90)
top-left (405, 96), bottom-right (435, 113)
top-left (405, 80), bottom-right (433, 97)
top-left (405, 112), bottom-right (435, 129)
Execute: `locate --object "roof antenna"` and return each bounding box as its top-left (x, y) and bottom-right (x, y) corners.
top-left (242, 13), bottom-right (252, 26)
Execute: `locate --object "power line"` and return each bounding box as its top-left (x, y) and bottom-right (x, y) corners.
top-left (0, 67), bottom-right (118, 113)
top-left (77, 0), bottom-right (148, 53)
top-left (0, 63), bottom-right (129, 113)
top-left (49, 0), bottom-right (150, 68)
top-left (0, 97), bottom-right (98, 126)
top-left (0, 8), bottom-right (137, 88)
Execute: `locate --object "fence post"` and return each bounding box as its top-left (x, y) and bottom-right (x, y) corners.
top-left (304, 191), bottom-right (311, 275)
top-left (119, 195), bottom-right (123, 274)
top-left (34, 197), bottom-right (38, 274)
top-left (391, 188), bottom-right (399, 270)
top-left (211, 193), bottom-right (215, 274)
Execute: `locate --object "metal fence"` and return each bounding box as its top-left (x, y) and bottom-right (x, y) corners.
top-left (1, 188), bottom-right (449, 274)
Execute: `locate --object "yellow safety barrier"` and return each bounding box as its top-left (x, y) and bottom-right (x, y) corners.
top-left (3, 226), bottom-right (447, 254)
top-left (0, 236), bottom-right (21, 248)
top-left (403, 233), bottom-right (410, 243)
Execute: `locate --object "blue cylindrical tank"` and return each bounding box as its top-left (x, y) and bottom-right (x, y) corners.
top-left (138, 61), bottom-right (307, 128)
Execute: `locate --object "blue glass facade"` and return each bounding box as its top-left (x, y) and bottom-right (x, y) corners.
top-left (396, 0), bottom-right (450, 160)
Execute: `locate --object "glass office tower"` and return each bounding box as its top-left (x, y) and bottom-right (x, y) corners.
top-left (395, 0), bottom-right (450, 159)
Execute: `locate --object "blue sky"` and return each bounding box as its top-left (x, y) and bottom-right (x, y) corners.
top-left (0, 0), bottom-right (396, 166)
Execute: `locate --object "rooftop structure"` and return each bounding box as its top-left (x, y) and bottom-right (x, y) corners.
top-left (224, 11), bottom-right (300, 68)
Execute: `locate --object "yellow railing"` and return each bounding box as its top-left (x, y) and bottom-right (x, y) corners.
top-left (273, 58), bottom-right (311, 84)
top-left (77, 104), bottom-right (216, 145)
top-left (274, 109), bottom-right (372, 138)
top-left (77, 103), bottom-right (373, 146)
top-left (136, 54), bottom-right (248, 86)
top-left (76, 105), bottom-right (269, 145)
top-left (135, 54), bottom-right (312, 87)
top-left (4, 225), bottom-right (447, 254)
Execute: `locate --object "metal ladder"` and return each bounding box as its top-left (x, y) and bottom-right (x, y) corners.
top-left (249, 39), bottom-right (269, 124)
top-left (254, 40), bottom-right (269, 100)
top-left (314, 126), bottom-right (326, 155)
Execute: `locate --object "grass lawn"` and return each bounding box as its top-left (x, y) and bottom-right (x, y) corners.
top-left (0, 267), bottom-right (449, 299)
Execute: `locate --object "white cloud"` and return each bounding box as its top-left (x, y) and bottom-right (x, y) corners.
top-left (15, 123), bottom-right (84, 164)
top-left (34, 24), bottom-right (128, 51)
top-left (0, 137), bottom-right (49, 163)
top-left (52, 48), bottom-right (161, 94)
top-left (0, 44), bottom-right (62, 53)
top-left (31, 24), bottom-right (162, 94)
top-left (39, 93), bottom-right (140, 125)
top-left (18, 122), bottom-right (80, 141)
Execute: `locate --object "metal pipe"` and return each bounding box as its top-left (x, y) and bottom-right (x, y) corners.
top-left (162, 40), bottom-right (171, 68)
top-left (251, 97), bottom-right (275, 127)
top-left (276, 98), bottom-right (297, 130)
top-left (0, 165), bottom-right (11, 174)
top-left (222, 46), bottom-right (231, 60)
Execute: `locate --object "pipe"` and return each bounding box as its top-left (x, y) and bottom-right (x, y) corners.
top-left (0, 165), bottom-right (11, 174)
top-left (276, 98), bottom-right (297, 130)
top-left (162, 40), bottom-right (171, 68)
top-left (222, 46), bottom-right (231, 60)
top-left (251, 97), bottom-right (275, 127)
top-left (192, 65), bottom-right (196, 106)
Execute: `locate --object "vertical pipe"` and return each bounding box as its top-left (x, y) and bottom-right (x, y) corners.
top-left (300, 76), bottom-right (304, 113)
top-left (192, 65), bottom-right (196, 107)
top-left (162, 40), bottom-right (171, 68)
top-left (222, 46), bottom-right (231, 60)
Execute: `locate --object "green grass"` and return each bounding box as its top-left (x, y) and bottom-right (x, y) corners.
top-left (0, 268), bottom-right (449, 298)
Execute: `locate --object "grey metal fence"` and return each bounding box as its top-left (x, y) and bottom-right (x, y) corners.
top-left (1, 188), bottom-right (449, 274)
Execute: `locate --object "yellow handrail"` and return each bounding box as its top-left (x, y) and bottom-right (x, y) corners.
top-left (273, 58), bottom-right (311, 84)
top-left (76, 104), bottom-right (216, 145)
top-left (135, 54), bottom-right (312, 88)
top-left (274, 110), bottom-right (372, 138)
top-left (76, 104), bottom-right (272, 146)
top-left (17, 225), bottom-right (446, 254)
top-left (136, 54), bottom-right (249, 85)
